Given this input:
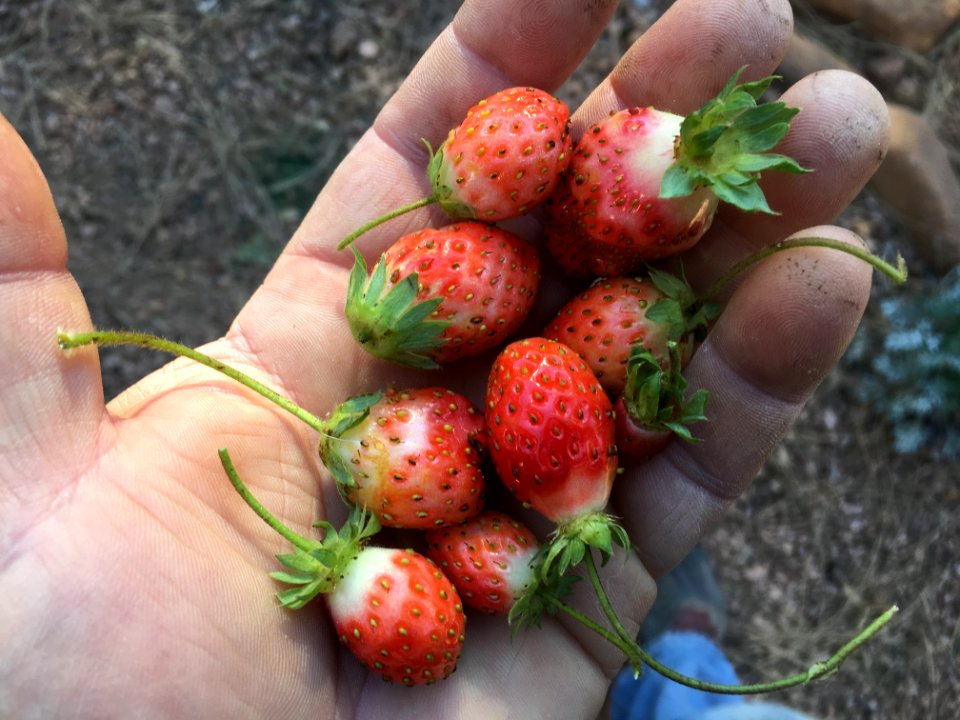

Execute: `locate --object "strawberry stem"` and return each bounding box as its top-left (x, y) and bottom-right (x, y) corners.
top-left (639, 604), bottom-right (899, 695)
top-left (337, 196), bottom-right (437, 250)
top-left (219, 447), bottom-right (314, 552)
top-left (582, 549), bottom-right (899, 695)
top-left (697, 236), bottom-right (908, 308)
top-left (543, 593), bottom-right (645, 675)
top-left (56, 329), bottom-right (326, 433)
top-left (218, 448), bottom-right (381, 609)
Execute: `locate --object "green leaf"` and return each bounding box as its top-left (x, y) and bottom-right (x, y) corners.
top-left (659, 163), bottom-right (699, 199)
top-left (270, 571), bottom-right (316, 586)
top-left (660, 68), bottom-right (809, 213)
top-left (276, 550), bottom-right (323, 575)
top-left (621, 340), bottom-right (709, 441)
top-left (325, 391), bottom-right (382, 438)
top-left (711, 179), bottom-right (774, 214)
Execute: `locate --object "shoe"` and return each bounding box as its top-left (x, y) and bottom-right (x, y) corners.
top-left (638, 545), bottom-right (728, 645)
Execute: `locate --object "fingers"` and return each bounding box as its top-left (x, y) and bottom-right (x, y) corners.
top-left (613, 226), bottom-right (874, 578)
top-left (574, 0), bottom-right (794, 131)
top-left (228, 0), bottom-right (625, 415)
top-left (0, 113), bottom-right (106, 535)
top-left (290, 0), bottom-right (620, 263)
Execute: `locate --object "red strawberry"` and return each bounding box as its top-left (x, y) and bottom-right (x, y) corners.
top-left (428, 86), bottom-right (572, 221)
top-left (318, 387), bottom-right (487, 529)
top-left (485, 338), bottom-right (617, 525)
top-left (345, 221), bottom-right (541, 368)
top-left (328, 546), bottom-right (466, 686)
top-left (484, 338), bottom-right (627, 577)
top-left (424, 510), bottom-right (540, 615)
top-left (541, 268), bottom-right (717, 464)
top-left (542, 276), bottom-right (675, 396)
top-left (545, 70), bottom-right (807, 278)
top-left (339, 86), bottom-right (571, 248)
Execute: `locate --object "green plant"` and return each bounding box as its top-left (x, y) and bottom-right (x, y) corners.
top-left (848, 265), bottom-right (960, 457)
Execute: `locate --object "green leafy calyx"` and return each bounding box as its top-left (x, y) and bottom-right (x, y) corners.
top-left (425, 139), bottom-right (475, 218)
top-left (317, 390), bottom-right (383, 494)
top-left (270, 507), bottom-right (382, 609)
top-left (344, 246), bottom-right (449, 369)
top-left (218, 449), bottom-right (381, 610)
top-left (644, 264), bottom-right (720, 342)
top-left (621, 340), bottom-right (708, 442)
top-left (541, 512), bottom-right (630, 580)
top-left (660, 67), bottom-right (810, 213)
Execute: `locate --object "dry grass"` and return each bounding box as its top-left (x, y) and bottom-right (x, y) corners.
top-left (1, 1), bottom-right (957, 717)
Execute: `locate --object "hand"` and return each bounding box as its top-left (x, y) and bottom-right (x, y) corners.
top-left (0, 0), bottom-right (888, 717)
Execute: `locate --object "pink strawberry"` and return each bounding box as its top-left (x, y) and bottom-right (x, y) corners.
top-left (318, 387), bottom-right (487, 529)
top-left (219, 452), bottom-right (465, 686)
top-left (484, 338), bottom-right (627, 575)
top-left (328, 546), bottom-right (466, 686)
top-left (424, 510), bottom-right (540, 615)
top-left (545, 70), bottom-right (807, 278)
top-left (345, 221), bottom-right (541, 368)
top-left (339, 86), bottom-right (571, 248)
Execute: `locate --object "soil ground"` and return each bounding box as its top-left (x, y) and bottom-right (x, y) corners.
top-left (1, 1), bottom-right (957, 717)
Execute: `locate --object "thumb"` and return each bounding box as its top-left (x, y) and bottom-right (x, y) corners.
top-left (0, 113), bottom-right (106, 538)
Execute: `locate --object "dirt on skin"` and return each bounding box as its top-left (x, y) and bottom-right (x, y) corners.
top-left (0, 1), bottom-right (957, 717)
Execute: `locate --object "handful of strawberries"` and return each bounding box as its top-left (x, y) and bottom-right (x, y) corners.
top-left (58, 72), bottom-right (906, 691)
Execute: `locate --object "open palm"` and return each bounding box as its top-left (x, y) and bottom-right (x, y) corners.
top-left (0, 0), bottom-right (889, 717)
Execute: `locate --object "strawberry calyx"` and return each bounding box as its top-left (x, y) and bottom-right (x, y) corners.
top-left (620, 341), bottom-right (708, 442)
top-left (507, 565), bottom-right (580, 634)
top-left (425, 139), bottom-right (475, 218)
top-left (316, 390), bottom-right (383, 496)
top-left (645, 264), bottom-right (721, 343)
top-left (344, 247), bottom-right (448, 369)
top-left (218, 448), bottom-right (381, 609)
top-left (542, 511), bottom-right (631, 579)
top-left (660, 67), bottom-right (809, 214)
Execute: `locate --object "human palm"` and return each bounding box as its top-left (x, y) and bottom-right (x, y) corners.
top-left (1, 0), bottom-right (889, 717)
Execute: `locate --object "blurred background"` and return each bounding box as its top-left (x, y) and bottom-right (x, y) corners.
top-left (1, 0), bottom-right (958, 716)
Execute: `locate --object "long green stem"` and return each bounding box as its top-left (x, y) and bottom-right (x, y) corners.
top-left (337, 195), bottom-right (437, 250)
top-left (57, 329), bottom-right (325, 433)
top-left (218, 448), bottom-right (314, 553)
top-left (583, 549), bottom-right (898, 695)
top-left (544, 594), bottom-right (644, 672)
top-left (638, 605), bottom-right (899, 695)
top-left (698, 236), bottom-right (908, 307)
top-left (584, 550), bottom-right (636, 648)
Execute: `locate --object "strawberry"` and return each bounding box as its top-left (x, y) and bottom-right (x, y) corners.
top-left (340, 86), bottom-right (572, 248)
top-left (345, 221), bottom-right (541, 368)
top-left (427, 86), bottom-right (572, 221)
top-left (218, 450), bottom-right (465, 686)
top-left (545, 69), bottom-right (808, 278)
top-left (318, 387), bottom-right (487, 529)
top-left (543, 268), bottom-right (719, 463)
top-left (542, 276), bottom-right (676, 396)
top-left (424, 510), bottom-right (540, 615)
top-left (484, 338), bottom-right (626, 575)
top-left (328, 546), bottom-right (466, 686)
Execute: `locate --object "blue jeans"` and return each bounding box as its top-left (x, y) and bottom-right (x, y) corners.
top-left (610, 631), bottom-right (817, 720)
